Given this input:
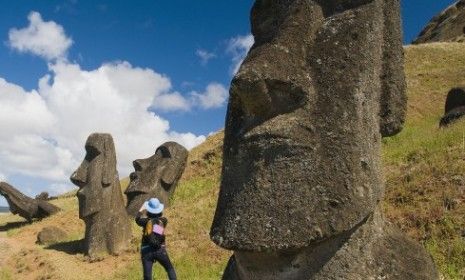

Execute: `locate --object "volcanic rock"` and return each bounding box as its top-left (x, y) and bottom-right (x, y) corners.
top-left (413, 0), bottom-right (465, 44)
top-left (0, 182), bottom-right (60, 222)
top-left (210, 0), bottom-right (438, 279)
top-left (125, 142), bottom-right (188, 216)
top-left (70, 133), bottom-right (131, 258)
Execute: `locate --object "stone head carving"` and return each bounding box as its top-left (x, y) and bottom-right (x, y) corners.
top-left (0, 182), bottom-right (60, 222)
top-left (125, 142), bottom-right (188, 216)
top-left (71, 133), bottom-right (118, 218)
top-left (70, 133), bottom-right (131, 257)
top-left (210, 1), bottom-right (438, 279)
top-left (211, 0), bottom-right (406, 251)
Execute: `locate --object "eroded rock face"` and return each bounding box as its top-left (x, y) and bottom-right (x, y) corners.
top-left (125, 142), bottom-right (188, 216)
top-left (37, 226), bottom-right (67, 245)
top-left (0, 182), bottom-right (60, 222)
top-left (440, 87), bottom-right (465, 126)
top-left (413, 0), bottom-right (465, 44)
top-left (210, 0), bottom-right (438, 279)
top-left (70, 133), bottom-right (131, 258)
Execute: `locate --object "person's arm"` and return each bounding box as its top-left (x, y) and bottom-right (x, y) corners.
top-left (135, 204), bottom-right (149, 227)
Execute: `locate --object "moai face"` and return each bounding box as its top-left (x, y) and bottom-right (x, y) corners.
top-left (125, 142), bottom-right (188, 216)
top-left (211, 0), bottom-right (406, 251)
top-left (70, 133), bottom-right (117, 219)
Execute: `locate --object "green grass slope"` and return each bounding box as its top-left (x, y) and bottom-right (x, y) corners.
top-left (0, 42), bottom-right (464, 279)
top-left (382, 42), bottom-right (465, 279)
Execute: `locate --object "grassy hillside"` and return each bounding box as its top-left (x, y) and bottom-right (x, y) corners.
top-left (0, 42), bottom-right (465, 279)
top-left (382, 42), bottom-right (465, 279)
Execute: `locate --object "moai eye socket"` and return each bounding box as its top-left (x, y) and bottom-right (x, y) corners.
top-left (85, 145), bottom-right (100, 162)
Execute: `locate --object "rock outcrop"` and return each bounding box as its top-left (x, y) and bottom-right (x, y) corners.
top-left (125, 142), bottom-right (188, 216)
top-left (413, 0), bottom-right (465, 44)
top-left (440, 87), bottom-right (465, 126)
top-left (36, 226), bottom-right (68, 245)
top-left (70, 133), bottom-right (131, 258)
top-left (210, 0), bottom-right (438, 279)
top-left (0, 182), bottom-right (60, 222)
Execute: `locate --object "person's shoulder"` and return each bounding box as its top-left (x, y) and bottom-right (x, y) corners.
top-left (159, 216), bottom-right (168, 226)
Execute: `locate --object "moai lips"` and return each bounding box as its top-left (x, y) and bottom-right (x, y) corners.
top-left (70, 133), bottom-right (131, 258)
top-left (125, 142), bottom-right (188, 216)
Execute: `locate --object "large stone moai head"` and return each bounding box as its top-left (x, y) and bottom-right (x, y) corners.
top-left (211, 0), bottom-right (406, 253)
top-left (70, 133), bottom-right (131, 258)
top-left (125, 142), bottom-right (188, 216)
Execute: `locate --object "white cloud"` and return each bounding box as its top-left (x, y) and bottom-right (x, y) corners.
top-left (0, 59), bottom-right (207, 185)
top-left (196, 49), bottom-right (216, 65)
top-left (0, 173), bottom-right (6, 181)
top-left (8, 11), bottom-right (73, 61)
top-left (227, 34), bottom-right (254, 75)
top-left (152, 92), bottom-right (191, 112)
top-left (190, 83), bottom-right (228, 109)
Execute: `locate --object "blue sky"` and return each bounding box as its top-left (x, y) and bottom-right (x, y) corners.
top-left (0, 0), bottom-right (457, 206)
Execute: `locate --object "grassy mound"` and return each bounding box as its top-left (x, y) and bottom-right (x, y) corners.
top-left (1, 42), bottom-right (465, 279)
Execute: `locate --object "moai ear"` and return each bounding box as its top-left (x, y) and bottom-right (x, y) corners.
top-left (379, 0), bottom-right (407, 137)
top-left (102, 135), bottom-right (117, 186)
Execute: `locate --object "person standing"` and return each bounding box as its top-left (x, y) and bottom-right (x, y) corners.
top-left (136, 198), bottom-right (177, 280)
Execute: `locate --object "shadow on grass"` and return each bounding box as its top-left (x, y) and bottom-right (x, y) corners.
top-left (45, 239), bottom-right (83, 255)
top-left (0, 221), bottom-right (30, 231)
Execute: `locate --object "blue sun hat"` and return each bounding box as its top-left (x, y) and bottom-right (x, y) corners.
top-left (144, 198), bottom-right (164, 214)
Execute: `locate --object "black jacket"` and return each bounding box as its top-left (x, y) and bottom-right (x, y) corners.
top-left (135, 212), bottom-right (168, 247)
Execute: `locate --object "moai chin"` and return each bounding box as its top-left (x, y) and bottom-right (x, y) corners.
top-left (70, 133), bottom-right (131, 258)
top-left (210, 0), bottom-right (438, 279)
top-left (125, 142), bottom-right (188, 216)
top-left (0, 182), bottom-right (60, 222)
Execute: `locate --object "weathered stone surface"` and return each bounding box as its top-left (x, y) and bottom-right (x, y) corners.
top-left (70, 133), bottom-right (131, 258)
top-left (35, 192), bottom-right (49, 200)
top-left (440, 88), bottom-right (465, 126)
top-left (210, 0), bottom-right (437, 279)
top-left (37, 226), bottom-right (67, 245)
top-left (125, 142), bottom-right (188, 216)
top-left (440, 106), bottom-right (465, 126)
top-left (413, 0), bottom-right (465, 44)
top-left (445, 87), bottom-right (465, 113)
top-left (0, 182), bottom-right (60, 222)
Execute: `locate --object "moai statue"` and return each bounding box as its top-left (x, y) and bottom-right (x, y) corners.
top-left (0, 182), bottom-right (60, 222)
top-left (440, 87), bottom-right (465, 126)
top-left (125, 142), bottom-right (188, 216)
top-left (70, 133), bottom-right (131, 258)
top-left (210, 0), bottom-right (439, 279)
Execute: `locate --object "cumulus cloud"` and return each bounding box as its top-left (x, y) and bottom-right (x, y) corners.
top-left (190, 83), bottom-right (228, 109)
top-left (8, 11), bottom-right (73, 61)
top-left (0, 12), bottom-right (237, 196)
top-left (196, 49), bottom-right (216, 65)
top-left (0, 61), bottom-right (207, 186)
top-left (227, 34), bottom-right (254, 75)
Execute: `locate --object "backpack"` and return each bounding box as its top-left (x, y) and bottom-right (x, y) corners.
top-left (143, 218), bottom-right (165, 249)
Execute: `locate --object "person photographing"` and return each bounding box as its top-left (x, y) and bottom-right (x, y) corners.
top-left (136, 198), bottom-right (177, 280)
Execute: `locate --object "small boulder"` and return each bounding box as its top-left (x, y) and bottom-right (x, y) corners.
top-left (36, 226), bottom-right (67, 245)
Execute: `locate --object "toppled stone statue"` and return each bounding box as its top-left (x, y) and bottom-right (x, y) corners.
top-left (125, 142), bottom-right (188, 216)
top-left (0, 182), bottom-right (60, 222)
top-left (210, 0), bottom-right (438, 279)
top-left (440, 87), bottom-right (465, 126)
top-left (70, 133), bottom-right (131, 258)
